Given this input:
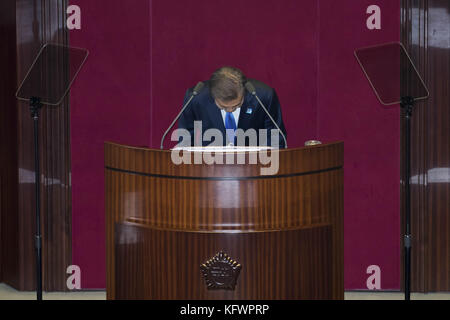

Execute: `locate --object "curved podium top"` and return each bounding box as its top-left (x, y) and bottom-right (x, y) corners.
top-left (105, 141), bottom-right (343, 231)
top-left (105, 142), bottom-right (343, 180)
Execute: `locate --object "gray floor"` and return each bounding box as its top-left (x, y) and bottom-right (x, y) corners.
top-left (0, 283), bottom-right (448, 300)
top-left (0, 283), bottom-right (106, 300)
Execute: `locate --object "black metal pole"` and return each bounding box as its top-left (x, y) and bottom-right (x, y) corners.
top-left (401, 96), bottom-right (414, 301)
top-left (30, 97), bottom-right (43, 301)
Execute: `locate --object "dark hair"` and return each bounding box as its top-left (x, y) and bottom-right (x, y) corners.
top-left (209, 66), bottom-right (247, 102)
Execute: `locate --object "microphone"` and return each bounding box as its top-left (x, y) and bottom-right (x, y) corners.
top-left (245, 81), bottom-right (288, 149)
top-left (160, 82), bottom-right (205, 149)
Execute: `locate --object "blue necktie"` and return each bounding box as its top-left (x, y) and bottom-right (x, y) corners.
top-left (225, 112), bottom-right (237, 145)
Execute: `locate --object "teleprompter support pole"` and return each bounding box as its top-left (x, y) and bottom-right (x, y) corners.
top-left (401, 96), bottom-right (414, 301)
top-left (30, 97), bottom-right (43, 301)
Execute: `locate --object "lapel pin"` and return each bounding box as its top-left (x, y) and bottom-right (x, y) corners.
top-left (246, 108), bottom-right (253, 115)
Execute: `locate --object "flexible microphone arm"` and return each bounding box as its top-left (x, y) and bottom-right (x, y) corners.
top-left (245, 82), bottom-right (288, 149)
top-left (160, 82), bottom-right (205, 149)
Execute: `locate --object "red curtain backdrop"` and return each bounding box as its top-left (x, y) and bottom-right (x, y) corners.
top-left (317, 0), bottom-right (400, 290)
top-left (70, 0), bottom-right (152, 289)
top-left (70, 0), bottom-right (400, 289)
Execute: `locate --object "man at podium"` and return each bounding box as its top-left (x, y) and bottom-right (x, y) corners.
top-left (178, 66), bottom-right (287, 147)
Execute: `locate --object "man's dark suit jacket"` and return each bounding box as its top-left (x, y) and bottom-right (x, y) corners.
top-left (178, 79), bottom-right (287, 148)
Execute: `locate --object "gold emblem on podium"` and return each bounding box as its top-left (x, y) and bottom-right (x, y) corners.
top-left (200, 251), bottom-right (242, 290)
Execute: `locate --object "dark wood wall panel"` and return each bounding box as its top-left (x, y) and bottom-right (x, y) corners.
top-left (39, 0), bottom-right (72, 293)
top-left (425, 0), bottom-right (450, 291)
top-left (0, 0), bottom-right (71, 291)
top-left (401, 0), bottom-right (450, 292)
top-left (15, 0), bottom-right (42, 290)
top-left (0, 0), bottom-right (19, 287)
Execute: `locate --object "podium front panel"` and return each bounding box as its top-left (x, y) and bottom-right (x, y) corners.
top-left (105, 142), bottom-right (344, 299)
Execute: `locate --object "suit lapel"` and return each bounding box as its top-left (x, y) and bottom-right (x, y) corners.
top-left (237, 94), bottom-right (254, 130)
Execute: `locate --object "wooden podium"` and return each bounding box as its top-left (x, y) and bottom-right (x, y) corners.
top-left (105, 142), bottom-right (344, 300)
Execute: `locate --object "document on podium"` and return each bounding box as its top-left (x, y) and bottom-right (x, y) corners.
top-left (171, 146), bottom-right (275, 152)
top-left (170, 146), bottom-right (279, 174)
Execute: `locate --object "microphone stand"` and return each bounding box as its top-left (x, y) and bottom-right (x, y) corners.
top-left (245, 82), bottom-right (288, 149)
top-left (252, 94), bottom-right (288, 149)
top-left (30, 96), bottom-right (43, 301)
top-left (160, 94), bottom-right (195, 149)
top-left (160, 82), bottom-right (204, 149)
